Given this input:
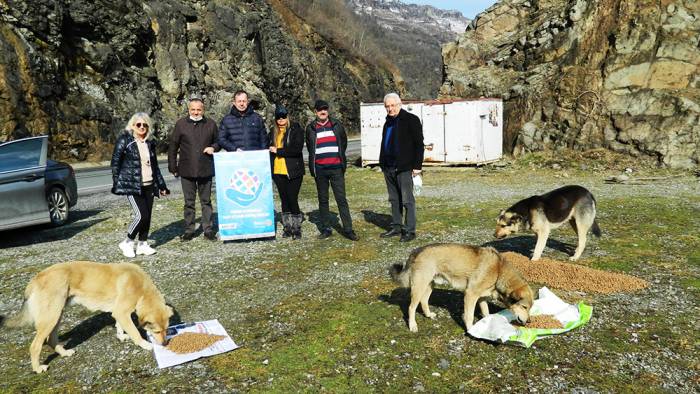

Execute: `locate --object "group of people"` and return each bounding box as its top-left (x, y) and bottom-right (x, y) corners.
top-left (110, 90), bottom-right (424, 257)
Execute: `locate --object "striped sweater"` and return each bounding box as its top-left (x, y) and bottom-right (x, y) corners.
top-left (313, 120), bottom-right (342, 171)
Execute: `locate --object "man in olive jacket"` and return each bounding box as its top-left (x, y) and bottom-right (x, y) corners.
top-left (168, 97), bottom-right (220, 241)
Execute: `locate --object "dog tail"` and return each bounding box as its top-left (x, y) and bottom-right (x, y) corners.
top-left (1, 300), bottom-right (32, 329)
top-left (591, 220), bottom-right (601, 237)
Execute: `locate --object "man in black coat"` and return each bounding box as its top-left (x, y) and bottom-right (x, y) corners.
top-left (378, 93), bottom-right (424, 242)
top-left (168, 97), bottom-right (220, 241)
top-left (218, 90), bottom-right (268, 152)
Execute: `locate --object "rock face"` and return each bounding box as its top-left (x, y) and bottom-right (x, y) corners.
top-left (0, 0), bottom-right (398, 161)
top-left (440, 0), bottom-right (700, 168)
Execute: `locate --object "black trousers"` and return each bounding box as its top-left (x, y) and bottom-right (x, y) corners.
top-left (273, 174), bottom-right (303, 214)
top-left (126, 184), bottom-right (154, 241)
top-left (383, 168), bottom-right (416, 234)
top-left (181, 176), bottom-right (213, 233)
top-left (313, 168), bottom-right (353, 232)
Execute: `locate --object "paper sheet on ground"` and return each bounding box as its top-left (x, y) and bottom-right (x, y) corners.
top-left (150, 319), bottom-right (239, 368)
top-left (467, 287), bottom-right (592, 347)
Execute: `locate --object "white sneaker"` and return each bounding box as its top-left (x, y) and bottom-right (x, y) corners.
top-left (136, 241), bottom-right (156, 256)
top-left (119, 239), bottom-right (136, 258)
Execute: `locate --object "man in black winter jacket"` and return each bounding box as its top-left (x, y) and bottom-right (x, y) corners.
top-left (378, 93), bottom-right (424, 242)
top-left (168, 97), bottom-right (220, 241)
top-left (218, 90), bottom-right (268, 152)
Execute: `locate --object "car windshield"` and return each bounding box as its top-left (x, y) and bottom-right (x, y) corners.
top-left (0, 137), bottom-right (47, 172)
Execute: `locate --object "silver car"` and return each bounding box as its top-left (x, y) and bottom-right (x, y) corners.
top-left (0, 135), bottom-right (78, 231)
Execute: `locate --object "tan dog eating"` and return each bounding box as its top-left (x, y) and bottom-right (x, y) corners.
top-left (1, 261), bottom-right (172, 373)
top-left (390, 244), bottom-right (533, 332)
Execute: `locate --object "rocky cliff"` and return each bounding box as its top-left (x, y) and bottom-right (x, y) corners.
top-left (441, 0), bottom-right (699, 168)
top-left (0, 0), bottom-right (398, 161)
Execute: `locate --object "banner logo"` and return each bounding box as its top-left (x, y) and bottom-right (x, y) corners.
top-left (225, 169), bottom-right (264, 207)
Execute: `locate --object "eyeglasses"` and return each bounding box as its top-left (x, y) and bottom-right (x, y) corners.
top-left (135, 123), bottom-right (149, 129)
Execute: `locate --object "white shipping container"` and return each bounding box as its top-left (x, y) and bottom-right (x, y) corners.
top-left (360, 99), bottom-right (503, 166)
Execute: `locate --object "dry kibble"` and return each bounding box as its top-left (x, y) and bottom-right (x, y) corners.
top-left (166, 332), bottom-right (225, 354)
top-left (519, 314), bottom-right (564, 329)
top-left (502, 252), bottom-right (648, 294)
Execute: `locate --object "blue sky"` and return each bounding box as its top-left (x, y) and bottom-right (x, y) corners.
top-left (403, 0), bottom-right (499, 19)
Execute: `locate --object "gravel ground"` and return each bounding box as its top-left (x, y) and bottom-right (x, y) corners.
top-left (0, 164), bottom-right (698, 392)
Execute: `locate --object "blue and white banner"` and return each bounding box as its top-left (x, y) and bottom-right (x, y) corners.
top-left (214, 150), bottom-right (275, 241)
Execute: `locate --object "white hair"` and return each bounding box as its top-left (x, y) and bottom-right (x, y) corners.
top-left (125, 112), bottom-right (153, 140)
top-left (383, 92), bottom-right (402, 104)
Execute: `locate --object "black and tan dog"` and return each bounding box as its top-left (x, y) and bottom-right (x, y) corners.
top-left (495, 185), bottom-right (601, 261)
top-left (390, 244), bottom-right (533, 332)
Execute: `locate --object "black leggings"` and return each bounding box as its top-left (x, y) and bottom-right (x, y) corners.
top-left (272, 175), bottom-right (302, 214)
top-left (126, 185), bottom-right (154, 241)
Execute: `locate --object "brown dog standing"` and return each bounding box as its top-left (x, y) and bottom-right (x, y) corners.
top-left (390, 244), bottom-right (533, 332)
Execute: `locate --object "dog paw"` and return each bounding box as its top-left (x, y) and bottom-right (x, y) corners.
top-left (531, 256), bottom-right (541, 261)
top-left (58, 347), bottom-right (75, 357)
top-left (34, 364), bottom-right (49, 374)
top-left (139, 340), bottom-right (153, 351)
top-left (116, 333), bottom-right (129, 342)
top-left (408, 322), bottom-right (418, 332)
top-left (425, 311), bottom-right (437, 319)
top-left (569, 256), bottom-right (580, 261)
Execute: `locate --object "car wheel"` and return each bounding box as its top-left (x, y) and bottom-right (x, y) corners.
top-left (48, 187), bottom-right (69, 226)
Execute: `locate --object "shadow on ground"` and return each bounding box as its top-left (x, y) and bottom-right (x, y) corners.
top-left (379, 287), bottom-right (470, 332)
top-left (482, 235), bottom-right (574, 256)
top-left (0, 210), bottom-right (106, 248)
top-left (361, 210), bottom-right (392, 231)
top-left (306, 209), bottom-right (342, 233)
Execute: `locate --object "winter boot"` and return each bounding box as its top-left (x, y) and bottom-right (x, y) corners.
top-left (291, 213), bottom-right (303, 240)
top-left (281, 212), bottom-right (292, 238)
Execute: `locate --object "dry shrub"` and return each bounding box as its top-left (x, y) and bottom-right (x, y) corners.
top-left (166, 332), bottom-right (226, 354)
top-left (502, 252), bottom-right (648, 294)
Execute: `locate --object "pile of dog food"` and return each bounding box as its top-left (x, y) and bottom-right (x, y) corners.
top-left (502, 252), bottom-right (648, 294)
top-left (166, 332), bottom-right (226, 354)
top-left (519, 314), bottom-right (564, 329)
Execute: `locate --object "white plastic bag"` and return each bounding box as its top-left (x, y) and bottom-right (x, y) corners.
top-left (412, 174), bottom-right (423, 196)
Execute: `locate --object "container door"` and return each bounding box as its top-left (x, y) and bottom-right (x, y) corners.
top-left (444, 101), bottom-right (479, 163)
top-left (420, 103), bottom-right (445, 163)
top-left (478, 100), bottom-right (503, 162)
top-left (360, 103), bottom-right (386, 165)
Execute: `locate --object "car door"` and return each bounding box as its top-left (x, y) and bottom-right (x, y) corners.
top-left (0, 136), bottom-right (50, 230)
